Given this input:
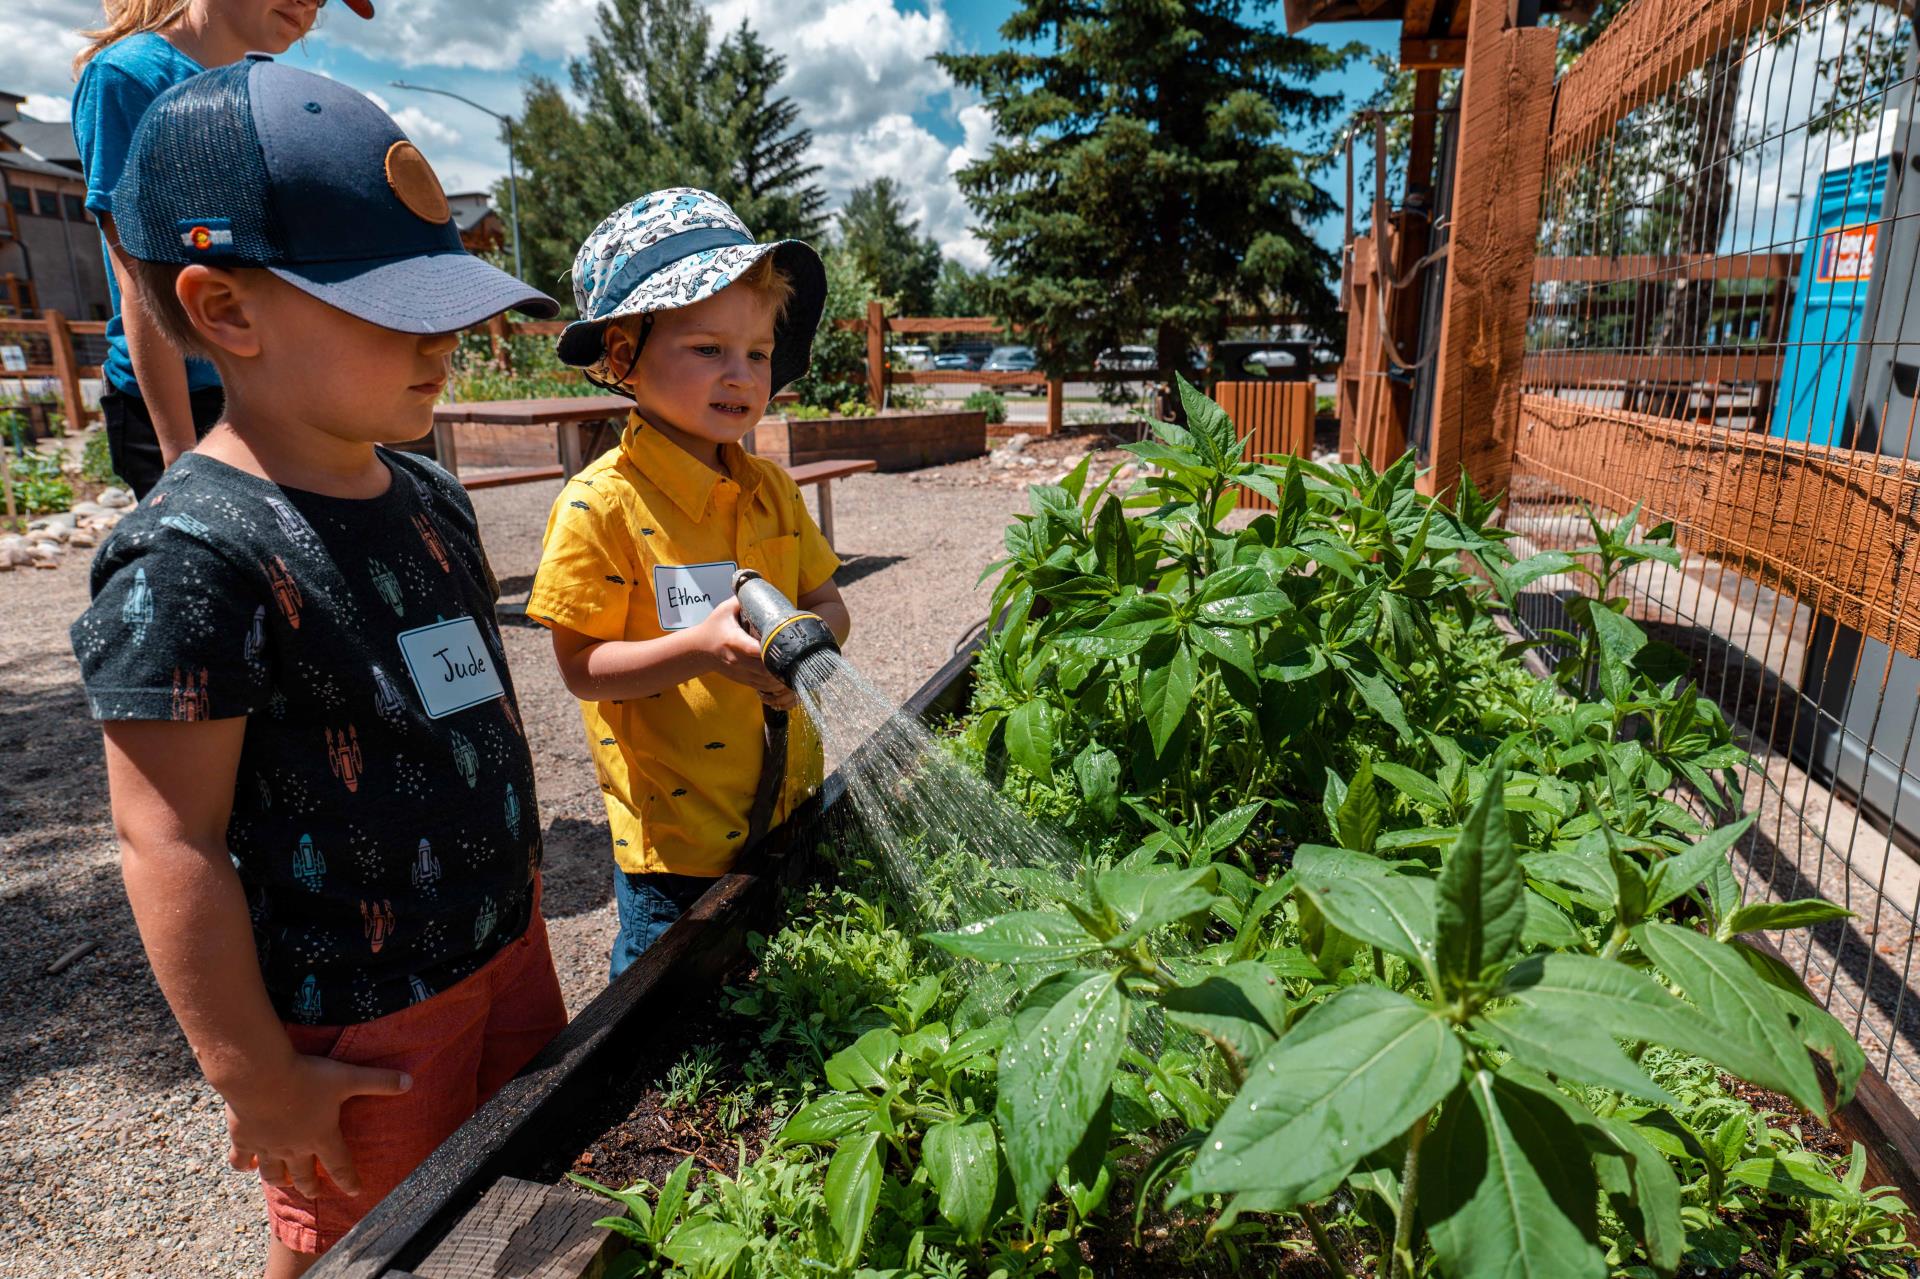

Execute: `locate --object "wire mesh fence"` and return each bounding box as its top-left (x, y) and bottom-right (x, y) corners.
top-left (1508, 0), bottom-right (1920, 1110)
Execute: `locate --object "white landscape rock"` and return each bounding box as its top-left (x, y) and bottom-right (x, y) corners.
top-left (95, 487), bottom-right (134, 509)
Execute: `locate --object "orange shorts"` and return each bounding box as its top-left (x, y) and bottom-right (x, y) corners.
top-left (264, 897), bottom-right (568, 1255)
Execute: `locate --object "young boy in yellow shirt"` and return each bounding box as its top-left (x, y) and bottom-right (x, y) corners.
top-left (527, 189), bottom-right (849, 977)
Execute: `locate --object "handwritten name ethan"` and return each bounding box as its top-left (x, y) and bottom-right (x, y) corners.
top-left (666, 583), bottom-right (713, 610)
top-left (434, 645), bottom-right (489, 682)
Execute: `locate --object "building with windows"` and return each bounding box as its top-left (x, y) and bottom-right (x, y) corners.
top-left (448, 191), bottom-right (508, 257)
top-left (0, 90), bottom-right (112, 321)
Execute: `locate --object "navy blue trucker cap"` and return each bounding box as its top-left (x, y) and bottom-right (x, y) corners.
top-left (113, 59), bottom-right (557, 332)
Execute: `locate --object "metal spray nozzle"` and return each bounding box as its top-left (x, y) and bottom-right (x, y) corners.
top-left (732, 568), bottom-right (839, 687)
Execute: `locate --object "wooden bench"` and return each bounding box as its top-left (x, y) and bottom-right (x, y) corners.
top-left (787, 457), bottom-right (877, 550)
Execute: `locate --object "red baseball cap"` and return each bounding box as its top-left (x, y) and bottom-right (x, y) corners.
top-left (339, 0), bottom-right (377, 16)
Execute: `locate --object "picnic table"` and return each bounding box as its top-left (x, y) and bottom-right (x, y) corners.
top-left (430, 396), bottom-right (876, 549)
top-left (431, 394), bottom-right (633, 483)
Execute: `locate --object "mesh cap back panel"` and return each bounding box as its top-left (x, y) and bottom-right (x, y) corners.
top-left (115, 63), bottom-right (286, 265)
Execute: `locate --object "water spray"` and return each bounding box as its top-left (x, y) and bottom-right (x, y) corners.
top-left (732, 569), bottom-right (840, 688)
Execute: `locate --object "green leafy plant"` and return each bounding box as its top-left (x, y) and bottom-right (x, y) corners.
top-left (80, 429), bottom-right (122, 486)
top-left (963, 390), bottom-right (1007, 424)
top-left (9, 447), bottom-right (73, 516)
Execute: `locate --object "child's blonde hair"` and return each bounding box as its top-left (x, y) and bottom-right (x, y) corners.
top-left (73, 0), bottom-right (192, 75)
top-left (592, 253), bottom-right (796, 386)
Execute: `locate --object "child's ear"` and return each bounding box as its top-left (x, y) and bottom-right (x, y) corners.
top-left (176, 265), bottom-right (261, 359)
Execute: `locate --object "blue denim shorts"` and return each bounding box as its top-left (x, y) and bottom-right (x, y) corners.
top-left (609, 870), bottom-right (717, 980)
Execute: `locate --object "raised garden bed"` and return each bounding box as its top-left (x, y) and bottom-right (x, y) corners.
top-left (315, 387), bottom-right (1920, 1279)
top-left (751, 408), bottom-right (987, 472)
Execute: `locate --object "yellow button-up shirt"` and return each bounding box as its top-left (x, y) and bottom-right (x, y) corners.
top-left (527, 415), bottom-right (840, 875)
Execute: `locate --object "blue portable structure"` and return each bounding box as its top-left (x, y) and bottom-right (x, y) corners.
top-left (1772, 155), bottom-right (1890, 445)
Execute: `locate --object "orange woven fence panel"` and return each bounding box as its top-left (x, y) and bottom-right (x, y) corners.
top-left (1215, 381), bottom-right (1314, 512)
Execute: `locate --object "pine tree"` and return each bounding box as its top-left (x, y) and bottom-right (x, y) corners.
top-left (500, 0), bottom-right (827, 306)
top-left (711, 22), bottom-right (828, 240)
top-left (836, 178), bottom-right (943, 316)
top-left (937, 0), bottom-right (1353, 377)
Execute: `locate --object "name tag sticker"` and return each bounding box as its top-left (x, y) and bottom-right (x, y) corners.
top-left (395, 616), bottom-right (506, 718)
top-left (654, 560), bottom-right (736, 631)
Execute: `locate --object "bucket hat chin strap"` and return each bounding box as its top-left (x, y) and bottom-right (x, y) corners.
top-left (592, 225), bottom-right (756, 320)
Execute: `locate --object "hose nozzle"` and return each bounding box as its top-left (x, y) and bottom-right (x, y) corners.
top-left (732, 569), bottom-right (839, 687)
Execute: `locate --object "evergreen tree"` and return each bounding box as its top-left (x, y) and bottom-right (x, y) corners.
top-left (712, 22), bottom-right (828, 240)
top-left (499, 0), bottom-right (826, 306)
top-left (836, 177), bottom-right (943, 316)
top-left (937, 0), bottom-right (1354, 378)
top-left (933, 258), bottom-right (996, 317)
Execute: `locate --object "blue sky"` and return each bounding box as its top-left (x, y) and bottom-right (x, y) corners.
top-left (11, 0), bottom-right (1399, 267)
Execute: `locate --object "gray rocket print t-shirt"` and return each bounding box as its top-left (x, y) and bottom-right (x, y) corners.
top-left (71, 448), bottom-right (540, 1027)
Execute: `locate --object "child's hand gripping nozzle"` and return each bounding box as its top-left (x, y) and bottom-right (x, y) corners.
top-left (731, 569), bottom-right (839, 689)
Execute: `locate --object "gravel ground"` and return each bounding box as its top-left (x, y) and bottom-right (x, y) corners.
top-left (0, 455), bottom-right (1041, 1278)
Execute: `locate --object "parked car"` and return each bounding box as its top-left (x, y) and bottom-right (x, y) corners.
top-left (982, 345), bottom-right (1045, 394)
top-left (1095, 345), bottom-right (1156, 372)
top-left (886, 343), bottom-right (934, 371)
top-left (933, 351), bottom-right (977, 371)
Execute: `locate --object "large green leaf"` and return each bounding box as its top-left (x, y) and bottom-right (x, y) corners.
top-left (661, 1220), bottom-right (751, 1276)
top-left (824, 1130), bottom-right (884, 1268)
top-left (1423, 1071), bottom-right (1608, 1279)
top-left (1645, 815), bottom-right (1753, 915)
top-left (1345, 665), bottom-right (1414, 740)
top-left (1142, 640), bottom-right (1196, 755)
top-left (1336, 754), bottom-right (1382, 853)
top-left (1295, 857), bottom-right (1438, 978)
top-left (1435, 764), bottom-right (1526, 995)
top-left (1720, 898), bottom-right (1852, 936)
top-left (1587, 606), bottom-right (1647, 705)
top-left (1634, 922), bottom-right (1825, 1115)
top-left (999, 971), bottom-right (1128, 1217)
top-left (1590, 1112), bottom-right (1686, 1274)
top-left (780, 1092), bottom-right (879, 1145)
top-left (1158, 961), bottom-right (1289, 1066)
top-left (1005, 699), bottom-right (1054, 780)
top-left (928, 911), bottom-right (1101, 965)
top-left (923, 1118), bottom-right (1000, 1242)
top-left (1373, 760), bottom-right (1453, 812)
top-left (1477, 1004), bottom-right (1673, 1103)
top-left (1182, 985), bottom-right (1462, 1205)
top-left (1072, 745), bottom-right (1121, 825)
top-left (823, 1027), bottom-right (900, 1093)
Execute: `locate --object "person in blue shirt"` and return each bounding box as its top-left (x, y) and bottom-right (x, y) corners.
top-left (70, 0), bottom-right (376, 498)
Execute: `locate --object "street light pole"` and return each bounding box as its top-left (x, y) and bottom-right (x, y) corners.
top-left (389, 81), bottom-right (523, 280)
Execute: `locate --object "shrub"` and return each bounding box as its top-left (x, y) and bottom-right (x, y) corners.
top-left (80, 429), bottom-right (121, 486)
top-left (962, 389), bottom-right (1007, 423)
top-left (9, 448), bottom-right (73, 515)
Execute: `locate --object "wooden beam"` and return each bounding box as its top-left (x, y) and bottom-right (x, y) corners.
top-left (866, 299), bottom-right (887, 410)
top-left (1549, 0), bottom-right (1792, 171)
top-left (1534, 253), bottom-right (1799, 283)
top-left (1424, 0), bottom-right (1557, 501)
top-left (413, 1177), bottom-right (612, 1279)
top-left (1403, 0), bottom-right (1441, 37)
top-left (1401, 35), bottom-right (1466, 66)
top-left (1521, 351), bottom-right (1784, 385)
top-left (1516, 393), bottom-right (1920, 658)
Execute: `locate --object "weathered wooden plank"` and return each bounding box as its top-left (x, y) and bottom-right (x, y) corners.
top-left (1516, 393), bottom-right (1920, 658)
top-left (414, 1177), bottom-right (612, 1279)
top-left (1548, 0), bottom-right (1792, 171)
top-left (1424, 3), bottom-right (1557, 501)
top-left (1534, 253), bottom-right (1798, 283)
top-left (1521, 351), bottom-right (1784, 385)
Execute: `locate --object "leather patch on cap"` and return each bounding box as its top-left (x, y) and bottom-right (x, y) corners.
top-left (384, 141), bottom-right (449, 224)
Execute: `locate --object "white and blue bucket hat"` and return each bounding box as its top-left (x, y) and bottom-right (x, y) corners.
top-left (556, 188), bottom-right (827, 393)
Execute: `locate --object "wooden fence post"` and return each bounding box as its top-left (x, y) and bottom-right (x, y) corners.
top-left (1422, 0), bottom-right (1557, 502)
top-left (866, 300), bottom-right (887, 410)
top-left (487, 313), bottom-right (511, 370)
top-left (44, 310), bottom-right (86, 433)
top-left (1045, 377), bottom-right (1063, 434)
